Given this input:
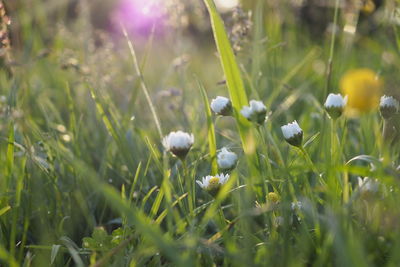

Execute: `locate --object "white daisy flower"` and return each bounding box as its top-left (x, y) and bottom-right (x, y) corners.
top-left (162, 131), bottom-right (194, 159)
top-left (240, 100), bottom-right (267, 124)
top-left (210, 96), bottom-right (232, 116)
top-left (291, 201), bottom-right (303, 211)
top-left (379, 95), bottom-right (399, 119)
top-left (196, 173), bottom-right (230, 195)
top-left (324, 93), bottom-right (347, 119)
top-left (281, 121), bottom-right (303, 147)
top-left (357, 177), bottom-right (379, 194)
top-left (217, 147), bottom-right (238, 171)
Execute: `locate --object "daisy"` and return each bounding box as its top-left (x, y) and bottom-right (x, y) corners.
top-left (210, 96), bottom-right (232, 116)
top-left (162, 131), bottom-right (194, 159)
top-left (379, 95), bottom-right (399, 119)
top-left (281, 121), bottom-right (303, 147)
top-left (324, 93), bottom-right (347, 119)
top-left (196, 173), bottom-right (230, 195)
top-left (240, 100), bottom-right (267, 124)
top-left (217, 147), bottom-right (238, 171)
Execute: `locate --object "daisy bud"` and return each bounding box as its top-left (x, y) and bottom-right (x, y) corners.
top-left (217, 147), bottom-right (238, 171)
top-left (281, 121), bottom-right (303, 147)
top-left (357, 177), bottom-right (379, 195)
top-left (196, 173), bottom-right (230, 196)
top-left (324, 93), bottom-right (347, 119)
top-left (162, 131), bottom-right (194, 160)
top-left (210, 96), bottom-right (232, 116)
top-left (379, 95), bottom-right (399, 119)
top-left (291, 201), bottom-right (303, 211)
top-left (240, 100), bottom-right (267, 124)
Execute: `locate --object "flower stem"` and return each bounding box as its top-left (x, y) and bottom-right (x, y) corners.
top-left (382, 118), bottom-right (396, 147)
top-left (182, 160), bottom-right (194, 216)
top-left (337, 118), bottom-right (349, 203)
top-left (299, 146), bottom-right (318, 175)
top-left (343, 171), bottom-right (349, 203)
top-left (331, 119), bottom-right (337, 163)
top-left (325, 0), bottom-right (341, 98)
top-left (257, 126), bottom-right (274, 193)
top-left (330, 119), bottom-right (339, 192)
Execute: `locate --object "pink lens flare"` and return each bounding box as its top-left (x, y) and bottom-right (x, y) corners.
top-left (111, 0), bottom-right (166, 36)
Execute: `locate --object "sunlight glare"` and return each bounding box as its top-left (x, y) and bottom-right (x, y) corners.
top-left (214, 0), bottom-right (239, 12)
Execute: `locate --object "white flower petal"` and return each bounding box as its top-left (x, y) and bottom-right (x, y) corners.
top-left (281, 120), bottom-right (302, 139)
top-left (324, 93), bottom-right (346, 108)
top-left (241, 100), bottom-right (266, 122)
top-left (211, 96), bottom-right (230, 114)
top-left (380, 95), bottom-right (399, 109)
top-left (358, 177), bottom-right (379, 193)
top-left (163, 131), bottom-right (194, 150)
top-left (217, 148), bottom-right (238, 170)
top-left (196, 173), bottom-right (230, 190)
top-left (249, 100), bottom-right (266, 112)
top-left (240, 106), bottom-right (252, 119)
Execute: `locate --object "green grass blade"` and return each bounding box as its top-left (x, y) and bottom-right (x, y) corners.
top-left (0, 206), bottom-right (11, 217)
top-left (88, 85), bottom-right (119, 141)
top-left (203, 0), bottom-right (252, 149)
top-left (203, 0), bottom-right (260, 194)
top-left (65, 82), bottom-right (77, 138)
top-left (198, 80), bottom-right (218, 175)
top-left (0, 244), bottom-right (18, 267)
top-left (88, 83), bottom-right (137, 173)
top-left (52, 143), bottom-right (184, 264)
top-left (121, 24), bottom-right (163, 139)
top-left (6, 121), bottom-right (14, 182)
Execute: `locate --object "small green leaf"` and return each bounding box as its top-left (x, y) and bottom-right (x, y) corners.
top-left (51, 245), bottom-right (61, 265)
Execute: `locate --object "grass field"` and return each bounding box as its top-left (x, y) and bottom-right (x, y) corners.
top-left (1, 0), bottom-right (400, 266)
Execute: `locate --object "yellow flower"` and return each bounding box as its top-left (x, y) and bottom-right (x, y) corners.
top-left (361, 0), bottom-right (376, 15)
top-left (340, 68), bottom-right (383, 116)
top-left (267, 192), bottom-right (280, 203)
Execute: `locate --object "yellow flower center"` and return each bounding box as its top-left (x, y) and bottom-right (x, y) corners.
top-left (267, 192), bottom-right (280, 203)
top-left (361, 0), bottom-right (376, 15)
top-left (207, 177), bottom-right (220, 190)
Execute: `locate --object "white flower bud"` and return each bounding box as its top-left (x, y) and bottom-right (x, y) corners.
top-left (217, 147), bottom-right (238, 171)
top-left (357, 177), bottom-right (379, 194)
top-left (281, 121), bottom-right (303, 147)
top-left (291, 201), bottom-right (303, 211)
top-left (379, 95), bottom-right (399, 119)
top-left (324, 93), bottom-right (347, 119)
top-left (240, 100), bottom-right (267, 124)
top-left (210, 96), bottom-right (232, 116)
top-left (162, 131), bottom-right (194, 159)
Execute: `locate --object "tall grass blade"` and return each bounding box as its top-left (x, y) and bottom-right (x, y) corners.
top-left (198, 80), bottom-right (218, 174)
top-left (203, 0), bottom-right (253, 152)
top-left (203, 0), bottom-right (260, 194)
top-left (121, 24), bottom-right (163, 139)
top-left (6, 121), bottom-right (14, 183)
